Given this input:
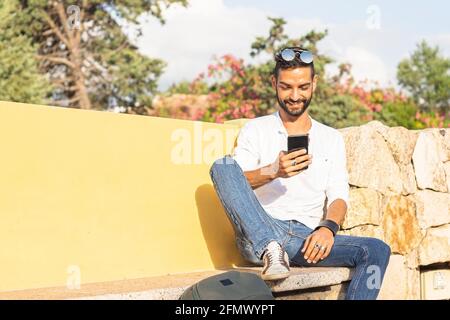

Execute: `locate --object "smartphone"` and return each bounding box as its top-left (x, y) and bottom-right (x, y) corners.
top-left (288, 134), bottom-right (309, 169)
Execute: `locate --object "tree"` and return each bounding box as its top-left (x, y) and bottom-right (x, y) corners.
top-left (17, 0), bottom-right (187, 112)
top-left (309, 95), bottom-right (369, 129)
top-left (397, 41), bottom-right (450, 114)
top-left (0, 1), bottom-right (52, 104)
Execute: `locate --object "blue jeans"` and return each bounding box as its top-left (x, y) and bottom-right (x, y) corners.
top-left (209, 155), bottom-right (391, 300)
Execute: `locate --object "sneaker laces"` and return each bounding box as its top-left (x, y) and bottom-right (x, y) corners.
top-left (266, 242), bottom-right (284, 265)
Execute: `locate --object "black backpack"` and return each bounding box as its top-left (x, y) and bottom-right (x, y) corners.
top-left (179, 271), bottom-right (274, 300)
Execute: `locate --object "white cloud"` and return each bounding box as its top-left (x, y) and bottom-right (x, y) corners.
top-left (343, 46), bottom-right (389, 84)
top-left (427, 34), bottom-right (450, 56)
top-left (285, 19), bottom-right (393, 87)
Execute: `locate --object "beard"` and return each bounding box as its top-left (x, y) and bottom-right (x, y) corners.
top-left (276, 91), bottom-right (313, 118)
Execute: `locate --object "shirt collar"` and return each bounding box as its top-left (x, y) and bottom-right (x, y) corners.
top-left (274, 110), bottom-right (315, 136)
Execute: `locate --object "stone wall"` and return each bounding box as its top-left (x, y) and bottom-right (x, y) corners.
top-left (337, 121), bottom-right (450, 299)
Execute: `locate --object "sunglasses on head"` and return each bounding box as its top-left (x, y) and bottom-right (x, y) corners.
top-left (278, 48), bottom-right (314, 64)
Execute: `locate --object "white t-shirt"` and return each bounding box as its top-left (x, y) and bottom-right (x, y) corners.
top-left (232, 111), bottom-right (350, 230)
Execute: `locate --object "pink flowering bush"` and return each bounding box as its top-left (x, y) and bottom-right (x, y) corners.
top-left (189, 54), bottom-right (272, 123)
top-left (414, 110), bottom-right (450, 128)
top-left (333, 77), bottom-right (449, 129)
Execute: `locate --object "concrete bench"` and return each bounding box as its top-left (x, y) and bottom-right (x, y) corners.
top-left (0, 267), bottom-right (353, 300)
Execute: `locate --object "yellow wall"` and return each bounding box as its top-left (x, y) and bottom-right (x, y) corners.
top-left (0, 101), bottom-right (247, 292)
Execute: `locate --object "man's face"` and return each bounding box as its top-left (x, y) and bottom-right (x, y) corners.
top-left (271, 66), bottom-right (317, 118)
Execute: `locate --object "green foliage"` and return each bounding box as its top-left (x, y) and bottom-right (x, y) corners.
top-left (373, 100), bottom-right (421, 129)
top-left (0, 0), bottom-right (52, 104)
top-left (249, 17), bottom-right (333, 77)
top-left (397, 41), bottom-right (450, 113)
top-left (167, 79), bottom-right (209, 95)
top-left (309, 95), bottom-right (369, 129)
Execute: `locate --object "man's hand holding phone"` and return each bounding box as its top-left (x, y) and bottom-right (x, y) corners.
top-left (272, 149), bottom-right (312, 179)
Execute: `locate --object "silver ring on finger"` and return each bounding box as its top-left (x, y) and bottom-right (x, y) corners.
top-left (292, 160), bottom-right (297, 166)
top-left (320, 245), bottom-right (327, 251)
top-left (314, 243), bottom-right (321, 250)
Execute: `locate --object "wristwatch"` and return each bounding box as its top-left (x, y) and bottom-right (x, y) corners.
top-left (315, 219), bottom-right (340, 237)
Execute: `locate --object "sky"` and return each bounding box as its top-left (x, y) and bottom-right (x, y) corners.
top-left (130, 0), bottom-right (450, 91)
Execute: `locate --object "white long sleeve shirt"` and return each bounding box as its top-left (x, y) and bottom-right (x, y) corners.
top-left (232, 111), bottom-right (350, 230)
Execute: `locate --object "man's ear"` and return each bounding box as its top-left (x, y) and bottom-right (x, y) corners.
top-left (312, 74), bottom-right (318, 93)
top-left (271, 75), bottom-right (277, 90)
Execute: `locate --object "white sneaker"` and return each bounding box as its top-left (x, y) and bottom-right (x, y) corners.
top-left (261, 241), bottom-right (290, 281)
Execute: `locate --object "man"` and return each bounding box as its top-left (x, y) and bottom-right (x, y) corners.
top-left (209, 47), bottom-right (391, 300)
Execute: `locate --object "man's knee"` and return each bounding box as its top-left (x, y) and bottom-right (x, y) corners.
top-left (209, 155), bottom-right (237, 177)
top-left (365, 238), bottom-right (391, 264)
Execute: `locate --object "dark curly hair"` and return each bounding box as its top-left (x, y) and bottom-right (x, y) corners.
top-left (273, 47), bottom-right (315, 80)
